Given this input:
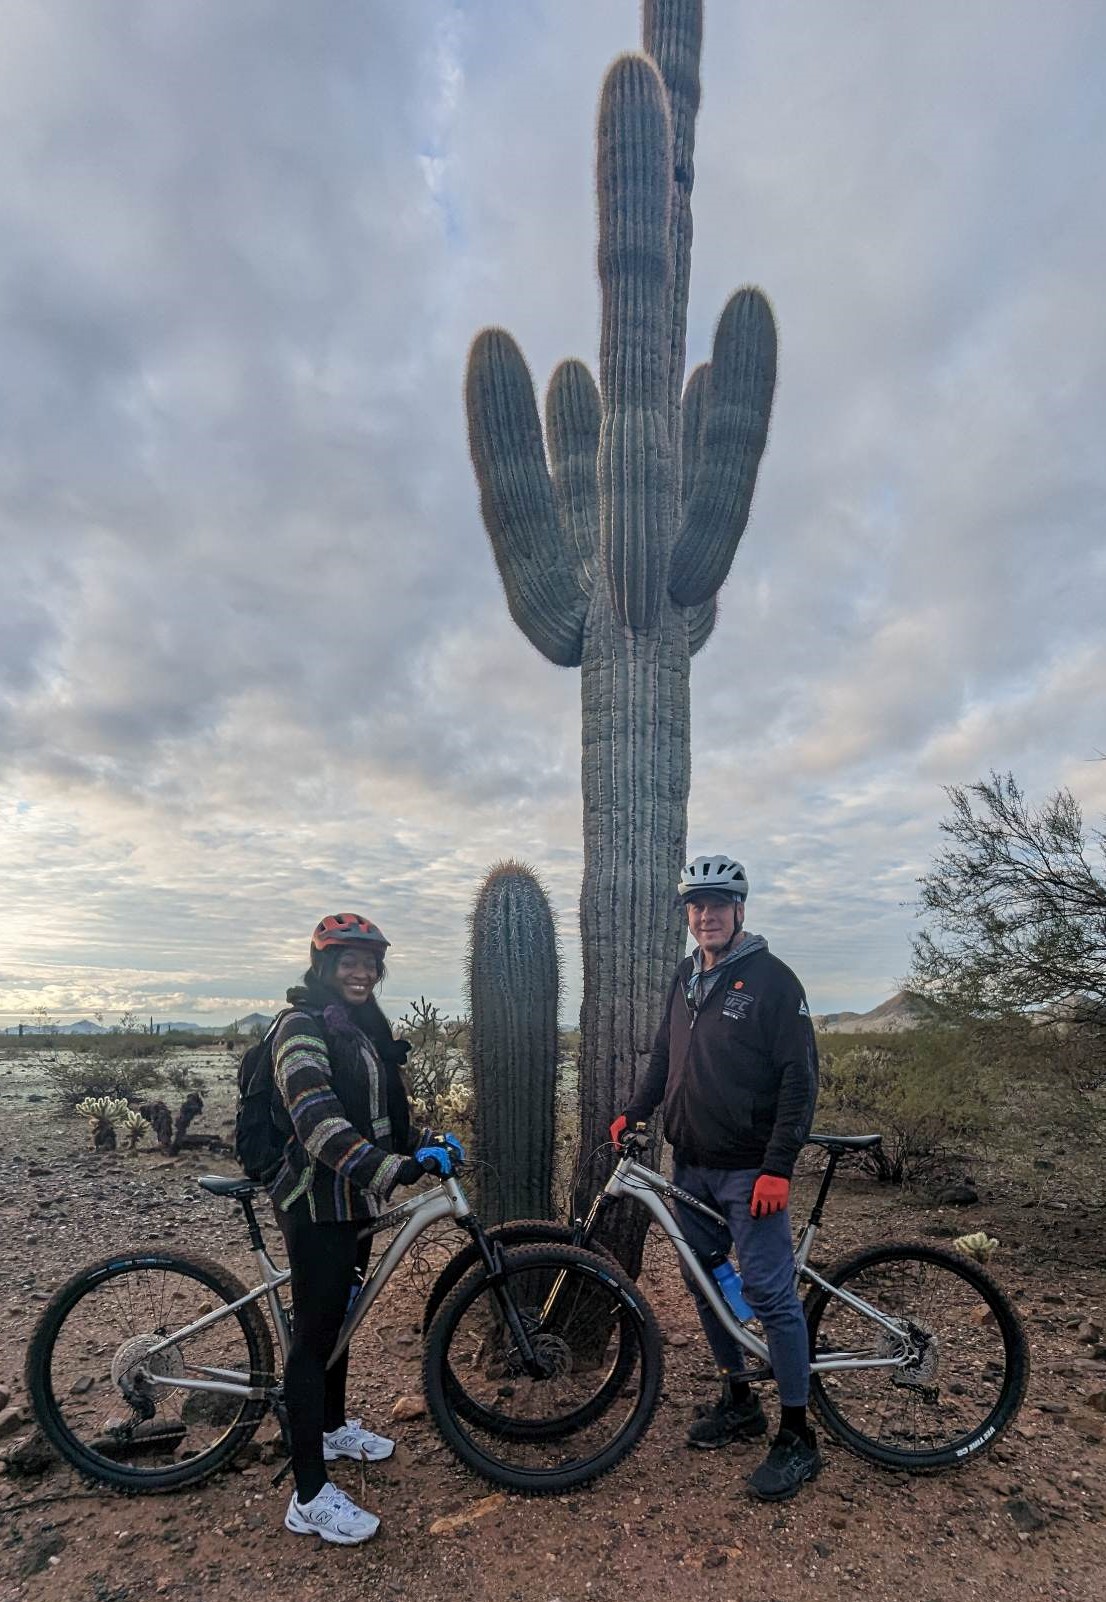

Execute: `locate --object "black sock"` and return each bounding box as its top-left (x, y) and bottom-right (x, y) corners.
top-left (779, 1404), bottom-right (810, 1441)
top-left (723, 1375), bottom-right (752, 1407)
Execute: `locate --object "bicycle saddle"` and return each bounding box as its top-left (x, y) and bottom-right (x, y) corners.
top-left (806, 1133), bottom-right (882, 1151)
top-left (197, 1174), bottom-right (257, 1199)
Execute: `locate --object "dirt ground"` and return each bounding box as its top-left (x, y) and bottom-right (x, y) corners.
top-left (1, 1046), bottom-right (1104, 1602)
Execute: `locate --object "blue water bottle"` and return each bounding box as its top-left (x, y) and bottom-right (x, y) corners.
top-left (707, 1251), bottom-right (754, 1322)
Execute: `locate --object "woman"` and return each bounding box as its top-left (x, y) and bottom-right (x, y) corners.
top-left (269, 912), bottom-right (426, 1545)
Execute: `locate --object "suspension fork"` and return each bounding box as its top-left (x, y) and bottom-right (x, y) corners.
top-left (458, 1216), bottom-right (549, 1379)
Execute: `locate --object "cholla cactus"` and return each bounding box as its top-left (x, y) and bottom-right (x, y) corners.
top-left (122, 1110), bottom-right (152, 1150)
top-left (953, 1232), bottom-right (999, 1264)
top-left (74, 1095), bottom-right (131, 1151)
top-left (465, 1), bottom-right (776, 1270)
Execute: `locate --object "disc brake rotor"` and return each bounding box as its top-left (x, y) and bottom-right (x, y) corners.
top-left (527, 1333), bottom-right (573, 1379)
top-left (879, 1321), bottom-right (940, 1392)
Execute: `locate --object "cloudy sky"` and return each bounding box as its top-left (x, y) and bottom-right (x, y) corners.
top-left (1, 0), bottom-right (1103, 1028)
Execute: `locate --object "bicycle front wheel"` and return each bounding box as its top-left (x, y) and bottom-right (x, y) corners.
top-left (424, 1243), bottom-right (663, 1495)
top-left (804, 1242), bottom-right (1029, 1471)
top-left (26, 1252), bottom-right (275, 1492)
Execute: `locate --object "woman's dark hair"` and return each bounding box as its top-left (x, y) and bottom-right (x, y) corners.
top-left (309, 946), bottom-right (388, 991)
top-left (287, 949), bottom-right (395, 1063)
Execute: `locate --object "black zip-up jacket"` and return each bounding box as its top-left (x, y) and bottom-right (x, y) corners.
top-left (624, 944), bottom-right (819, 1178)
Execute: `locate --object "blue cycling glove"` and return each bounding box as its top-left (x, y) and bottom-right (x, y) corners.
top-left (415, 1144), bottom-right (455, 1177)
top-left (440, 1133), bottom-right (466, 1165)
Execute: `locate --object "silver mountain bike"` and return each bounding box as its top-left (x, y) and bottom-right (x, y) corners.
top-left (26, 1153), bottom-right (663, 1498)
top-left (426, 1131), bottom-right (1030, 1475)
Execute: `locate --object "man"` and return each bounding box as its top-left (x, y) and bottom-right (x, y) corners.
top-left (610, 853), bottom-right (820, 1501)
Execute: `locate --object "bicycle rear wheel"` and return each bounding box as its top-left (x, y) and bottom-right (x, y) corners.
top-left (423, 1243), bottom-right (662, 1494)
top-left (26, 1252), bottom-right (275, 1492)
top-left (804, 1242), bottom-right (1029, 1471)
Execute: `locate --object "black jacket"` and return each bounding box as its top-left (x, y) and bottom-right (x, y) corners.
top-left (624, 944), bottom-right (819, 1178)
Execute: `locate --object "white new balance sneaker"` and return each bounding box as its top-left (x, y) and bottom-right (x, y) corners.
top-left (284, 1482), bottom-right (380, 1545)
top-left (322, 1418), bottom-right (396, 1463)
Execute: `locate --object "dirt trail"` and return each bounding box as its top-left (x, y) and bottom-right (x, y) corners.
top-left (1, 1049), bottom-right (1104, 1602)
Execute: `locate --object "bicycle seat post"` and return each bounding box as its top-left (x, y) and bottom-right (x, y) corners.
top-left (807, 1149), bottom-right (840, 1230)
top-left (238, 1193), bottom-right (266, 1252)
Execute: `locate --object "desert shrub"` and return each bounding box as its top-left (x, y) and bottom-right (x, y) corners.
top-left (398, 998), bottom-right (473, 1133)
top-left (44, 1047), bottom-right (165, 1108)
top-left (817, 1027), bottom-right (995, 1184)
top-left (969, 1012), bottom-right (1106, 1152)
top-left (163, 1059), bottom-right (206, 1093)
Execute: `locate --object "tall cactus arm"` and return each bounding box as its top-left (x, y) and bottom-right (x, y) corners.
top-left (688, 595), bottom-right (716, 655)
top-left (643, 0), bottom-right (703, 449)
top-left (546, 359), bottom-right (600, 596)
top-left (668, 287), bottom-right (777, 609)
top-left (597, 54), bottom-right (674, 631)
top-left (466, 328), bottom-right (588, 667)
top-left (678, 363), bottom-right (715, 654)
top-left (680, 361), bottom-right (709, 510)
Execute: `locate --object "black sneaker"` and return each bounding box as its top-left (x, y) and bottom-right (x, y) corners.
top-left (747, 1428), bottom-right (822, 1500)
top-left (686, 1390), bottom-right (769, 1449)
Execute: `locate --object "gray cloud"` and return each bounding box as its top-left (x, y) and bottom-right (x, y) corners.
top-left (1, 0), bottom-right (1103, 1023)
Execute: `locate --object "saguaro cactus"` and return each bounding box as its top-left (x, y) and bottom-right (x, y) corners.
top-left (469, 861), bottom-right (560, 1226)
top-left (466, 1), bottom-right (776, 1269)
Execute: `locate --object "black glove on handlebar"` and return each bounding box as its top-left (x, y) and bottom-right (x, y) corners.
top-left (386, 1157), bottom-right (425, 1196)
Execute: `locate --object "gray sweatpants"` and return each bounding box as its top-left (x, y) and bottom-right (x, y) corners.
top-left (671, 1161), bottom-right (809, 1408)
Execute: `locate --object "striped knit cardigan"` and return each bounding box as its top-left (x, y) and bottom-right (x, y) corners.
top-left (268, 1008), bottom-right (411, 1222)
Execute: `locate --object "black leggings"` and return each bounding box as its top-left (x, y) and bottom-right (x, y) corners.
top-left (277, 1198), bottom-right (371, 1502)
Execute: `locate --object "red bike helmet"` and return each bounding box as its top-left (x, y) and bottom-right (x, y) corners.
top-left (311, 913), bottom-right (390, 958)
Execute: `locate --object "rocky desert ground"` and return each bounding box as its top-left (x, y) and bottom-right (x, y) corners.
top-left (1, 1044), bottom-right (1104, 1602)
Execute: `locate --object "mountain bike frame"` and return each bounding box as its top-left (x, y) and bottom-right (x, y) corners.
top-left (577, 1136), bottom-right (918, 1379)
top-left (134, 1171), bottom-right (535, 1408)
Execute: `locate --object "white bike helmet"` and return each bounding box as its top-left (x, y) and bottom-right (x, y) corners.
top-left (677, 854), bottom-right (748, 903)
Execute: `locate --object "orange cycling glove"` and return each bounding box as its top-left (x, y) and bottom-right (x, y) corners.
top-left (750, 1174), bottom-right (790, 1218)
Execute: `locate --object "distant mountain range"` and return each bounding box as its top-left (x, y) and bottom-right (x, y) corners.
top-left (5, 998), bottom-right (937, 1040)
top-left (3, 1011), bottom-right (274, 1038)
top-left (812, 991), bottom-right (940, 1034)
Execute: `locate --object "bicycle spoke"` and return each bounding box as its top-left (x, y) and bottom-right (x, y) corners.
top-left (807, 1244), bottom-right (1027, 1469)
top-left (425, 1244), bottom-right (663, 1492)
top-left (35, 1257), bottom-right (270, 1485)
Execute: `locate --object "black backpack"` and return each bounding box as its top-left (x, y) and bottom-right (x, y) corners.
top-left (234, 1011), bottom-right (294, 1183)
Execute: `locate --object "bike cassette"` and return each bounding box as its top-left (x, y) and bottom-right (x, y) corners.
top-left (111, 1333), bottom-right (186, 1401)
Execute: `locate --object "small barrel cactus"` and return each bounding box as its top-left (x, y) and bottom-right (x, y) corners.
top-left (468, 861), bottom-right (560, 1226)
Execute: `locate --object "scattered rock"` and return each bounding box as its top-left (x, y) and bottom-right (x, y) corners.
top-left (70, 1375), bottom-right (94, 1395)
top-left (4, 1428), bottom-right (55, 1476)
top-left (17, 1532), bottom-right (65, 1578)
top-left (0, 1404), bottom-right (27, 1438)
top-left (1076, 1320), bottom-right (1104, 1346)
top-left (429, 1493), bottom-right (505, 1535)
top-left (935, 1183), bottom-right (979, 1206)
top-left (391, 1395), bottom-right (426, 1421)
top-left (0, 1384), bottom-right (9, 1411)
top-left (1005, 1498), bottom-right (1048, 1534)
top-left (1085, 1389), bottom-right (1106, 1415)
